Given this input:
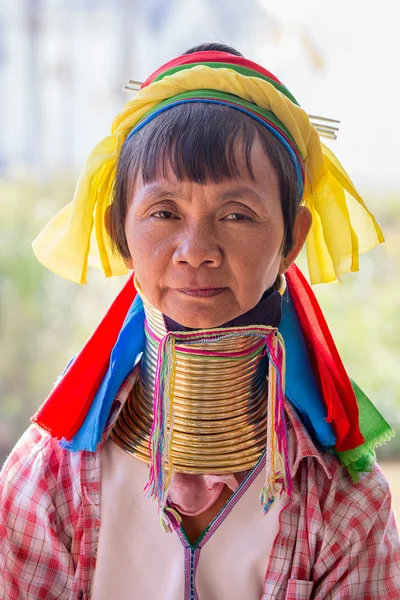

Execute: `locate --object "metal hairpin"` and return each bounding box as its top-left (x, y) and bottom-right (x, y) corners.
top-left (308, 115), bottom-right (340, 140)
top-left (123, 80), bottom-right (143, 92)
top-left (123, 81), bottom-right (340, 140)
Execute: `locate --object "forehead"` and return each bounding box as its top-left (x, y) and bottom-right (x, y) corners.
top-left (131, 142), bottom-right (280, 210)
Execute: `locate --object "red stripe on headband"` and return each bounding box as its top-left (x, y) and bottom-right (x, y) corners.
top-left (141, 51), bottom-right (283, 89)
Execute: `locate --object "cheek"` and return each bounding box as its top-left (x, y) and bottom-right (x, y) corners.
top-left (230, 225), bottom-right (284, 287)
top-left (224, 232), bottom-right (282, 314)
top-left (125, 222), bottom-right (173, 296)
top-left (127, 220), bottom-right (162, 261)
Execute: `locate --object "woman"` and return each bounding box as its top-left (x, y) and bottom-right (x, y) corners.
top-left (1, 43), bottom-right (399, 599)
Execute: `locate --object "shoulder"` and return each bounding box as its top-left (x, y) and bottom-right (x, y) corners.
top-left (315, 450), bottom-right (392, 515)
top-left (286, 400), bottom-right (393, 524)
top-left (0, 424), bottom-right (94, 544)
top-left (2, 424), bottom-right (66, 479)
top-left (317, 452), bottom-right (396, 538)
top-left (298, 448), bottom-right (399, 561)
top-left (0, 427), bottom-right (102, 597)
top-left (295, 438), bottom-right (393, 525)
top-left (1, 424), bottom-right (80, 495)
top-left (287, 401), bottom-right (397, 545)
top-left (300, 454), bottom-right (400, 597)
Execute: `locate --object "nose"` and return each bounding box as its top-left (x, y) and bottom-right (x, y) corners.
top-left (172, 222), bottom-right (223, 268)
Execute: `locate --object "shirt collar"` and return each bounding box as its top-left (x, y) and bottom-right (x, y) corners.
top-left (285, 399), bottom-right (333, 480)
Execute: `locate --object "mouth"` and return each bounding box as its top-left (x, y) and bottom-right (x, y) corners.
top-left (178, 288), bottom-right (226, 298)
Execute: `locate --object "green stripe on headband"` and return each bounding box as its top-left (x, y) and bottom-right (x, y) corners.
top-left (152, 62), bottom-right (300, 107)
top-left (134, 89), bottom-right (300, 155)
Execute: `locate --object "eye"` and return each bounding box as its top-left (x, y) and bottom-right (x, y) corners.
top-left (224, 213), bottom-right (252, 221)
top-left (151, 210), bottom-right (178, 219)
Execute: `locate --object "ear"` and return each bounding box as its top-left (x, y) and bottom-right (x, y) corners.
top-left (279, 206), bottom-right (312, 274)
top-left (104, 205), bottom-right (134, 270)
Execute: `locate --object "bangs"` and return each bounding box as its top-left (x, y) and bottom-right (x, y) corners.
top-left (110, 102), bottom-right (301, 259)
top-left (123, 103), bottom-right (261, 184)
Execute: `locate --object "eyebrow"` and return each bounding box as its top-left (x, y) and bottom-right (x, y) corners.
top-left (140, 184), bottom-right (264, 204)
top-left (139, 185), bottom-right (180, 200)
top-left (218, 187), bottom-right (264, 204)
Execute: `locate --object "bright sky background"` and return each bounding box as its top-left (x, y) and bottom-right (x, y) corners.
top-left (253, 0), bottom-right (400, 190)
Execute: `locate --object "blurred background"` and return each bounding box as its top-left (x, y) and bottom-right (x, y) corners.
top-left (1, 0), bottom-right (399, 517)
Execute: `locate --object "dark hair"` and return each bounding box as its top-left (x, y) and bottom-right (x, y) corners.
top-left (182, 42), bottom-right (244, 57)
top-left (108, 43), bottom-right (302, 260)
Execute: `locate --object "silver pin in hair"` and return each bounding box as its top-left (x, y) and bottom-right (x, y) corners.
top-left (314, 130), bottom-right (338, 140)
top-left (308, 114), bottom-right (340, 124)
top-left (123, 79), bottom-right (143, 92)
top-left (308, 115), bottom-right (340, 140)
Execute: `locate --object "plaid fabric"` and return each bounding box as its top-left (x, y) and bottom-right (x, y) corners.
top-left (1, 371), bottom-right (399, 599)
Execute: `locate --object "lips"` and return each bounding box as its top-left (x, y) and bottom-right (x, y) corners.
top-left (178, 288), bottom-right (226, 298)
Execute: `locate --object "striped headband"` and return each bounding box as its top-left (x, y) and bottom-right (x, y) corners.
top-left (32, 50), bottom-right (384, 285)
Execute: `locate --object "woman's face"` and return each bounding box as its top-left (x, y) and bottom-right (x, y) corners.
top-left (123, 140), bottom-right (310, 328)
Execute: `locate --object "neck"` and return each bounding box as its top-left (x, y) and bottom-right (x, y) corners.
top-left (111, 276), bottom-right (290, 514)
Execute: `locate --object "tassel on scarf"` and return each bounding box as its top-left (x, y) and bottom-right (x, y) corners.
top-left (261, 331), bottom-right (292, 513)
top-left (144, 332), bottom-right (177, 513)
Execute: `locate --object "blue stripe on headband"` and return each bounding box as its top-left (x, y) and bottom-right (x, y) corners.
top-left (125, 98), bottom-right (304, 199)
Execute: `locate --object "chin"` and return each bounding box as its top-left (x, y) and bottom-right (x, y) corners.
top-left (166, 305), bottom-right (233, 330)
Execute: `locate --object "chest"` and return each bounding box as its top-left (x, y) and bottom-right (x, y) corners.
top-left (90, 438), bottom-right (284, 600)
top-left (180, 484), bottom-right (235, 544)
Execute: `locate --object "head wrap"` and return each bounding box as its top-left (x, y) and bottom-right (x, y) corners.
top-left (32, 50), bottom-right (383, 285)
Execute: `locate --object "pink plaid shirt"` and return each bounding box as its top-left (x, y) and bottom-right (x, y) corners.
top-left (1, 371), bottom-right (399, 599)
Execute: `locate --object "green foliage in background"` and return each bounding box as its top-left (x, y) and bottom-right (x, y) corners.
top-left (0, 177), bottom-right (125, 460)
top-left (0, 178), bottom-right (399, 461)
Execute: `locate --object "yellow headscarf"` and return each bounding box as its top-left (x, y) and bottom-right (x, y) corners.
top-left (32, 65), bottom-right (384, 284)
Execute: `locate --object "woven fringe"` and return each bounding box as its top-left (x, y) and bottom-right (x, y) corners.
top-left (145, 333), bottom-right (176, 512)
top-left (260, 332), bottom-right (292, 513)
top-left (340, 428), bottom-right (395, 483)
